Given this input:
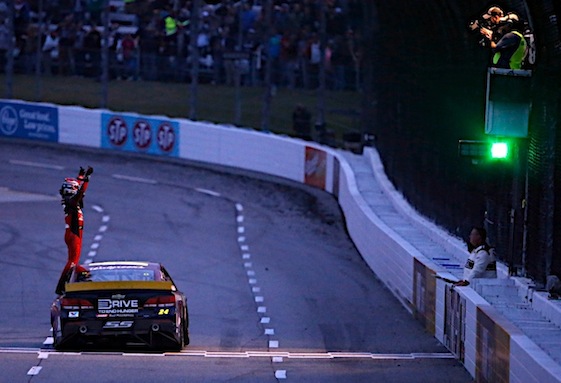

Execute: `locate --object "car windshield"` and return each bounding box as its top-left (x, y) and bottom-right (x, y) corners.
top-left (87, 266), bottom-right (156, 282)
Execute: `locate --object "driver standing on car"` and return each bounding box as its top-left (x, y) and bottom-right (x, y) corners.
top-left (55, 166), bottom-right (93, 295)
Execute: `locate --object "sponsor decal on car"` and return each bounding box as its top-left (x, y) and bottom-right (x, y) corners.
top-left (69, 311), bottom-right (79, 318)
top-left (98, 298), bottom-right (139, 315)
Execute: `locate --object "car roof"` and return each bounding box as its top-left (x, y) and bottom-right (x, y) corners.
top-left (86, 261), bottom-right (160, 269)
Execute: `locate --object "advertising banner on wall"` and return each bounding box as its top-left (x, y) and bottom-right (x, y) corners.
top-left (444, 287), bottom-right (466, 362)
top-left (0, 101), bottom-right (59, 142)
top-left (476, 307), bottom-right (510, 383)
top-left (413, 258), bottom-right (436, 335)
top-left (304, 146), bottom-right (326, 189)
top-left (101, 113), bottom-right (179, 156)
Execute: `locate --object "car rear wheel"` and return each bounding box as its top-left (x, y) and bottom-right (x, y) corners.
top-left (183, 308), bottom-right (190, 346)
top-left (52, 317), bottom-right (63, 350)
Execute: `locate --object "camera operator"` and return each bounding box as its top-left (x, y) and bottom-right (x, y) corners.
top-left (470, 6), bottom-right (528, 70)
top-left (469, 6), bottom-right (503, 46)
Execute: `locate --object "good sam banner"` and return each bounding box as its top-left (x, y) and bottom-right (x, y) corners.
top-left (0, 101), bottom-right (58, 142)
top-left (101, 113), bottom-right (179, 156)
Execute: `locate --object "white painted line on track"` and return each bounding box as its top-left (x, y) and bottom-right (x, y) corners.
top-left (38, 352), bottom-right (49, 359)
top-left (0, 348), bottom-right (456, 360)
top-left (99, 225), bottom-right (108, 232)
top-left (112, 174), bottom-right (158, 184)
top-left (9, 160), bottom-right (64, 170)
top-left (233, 201), bottom-right (284, 380)
top-left (88, 251), bottom-right (96, 257)
top-left (272, 356), bottom-right (284, 363)
top-left (102, 215), bottom-right (110, 223)
top-left (94, 235), bottom-right (103, 241)
top-left (91, 205), bottom-right (104, 213)
top-left (275, 370), bottom-right (287, 379)
top-left (90, 243), bottom-right (100, 250)
top-left (27, 366), bottom-right (42, 376)
top-left (194, 188), bottom-right (221, 197)
top-left (43, 337), bottom-right (53, 346)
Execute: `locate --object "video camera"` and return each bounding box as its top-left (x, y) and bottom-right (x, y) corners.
top-left (468, 12), bottom-right (522, 46)
top-left (468, 16), bottom-right (494, 46)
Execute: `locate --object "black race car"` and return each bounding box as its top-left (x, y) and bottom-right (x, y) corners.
top-left (51, 261), bottom-right (189, 350)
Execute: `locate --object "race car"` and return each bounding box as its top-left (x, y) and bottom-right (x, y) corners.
top-left (51, 261), bottom-right (189, 350)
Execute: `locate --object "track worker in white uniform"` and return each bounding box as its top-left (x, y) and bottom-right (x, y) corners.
top-left (455, 226), bottom-right (497, 286)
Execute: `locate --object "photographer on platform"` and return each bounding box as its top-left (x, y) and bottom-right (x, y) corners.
top-left (470, 6), bottom-right (528, 70)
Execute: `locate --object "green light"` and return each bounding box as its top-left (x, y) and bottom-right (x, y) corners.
top-left (491, 142), bottom-right (509, 159)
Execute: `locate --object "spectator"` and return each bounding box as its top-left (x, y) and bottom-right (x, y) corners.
top-left (330, 34), bottom-right (351, 90)
top-left (0, 16), bottom-right (9, 73)
top-left (240, 2), bottom-right (256, 37)
top-left (285, 3), bottom-right (304, 35)
top-left (307, 32), bottom-right (321, 88)
top-left (139, 21), bottom-right (161, 81)
top-left (13, 0), bottom-right (30, 60)
top-left (22, 23), bottom-right (40, 74)
top-left (82, 24), bottom-right (101, 77)
top-left (292, 103), bottom-right (312, 139)
top-left (4, 0), bottom-right (363, 92)
top-left (58, 14), bottom-right (78, 75)
top-left (118, 33), bottom-right (138, 80)
top-left (280, 31), bottom-right (298, 88)
top-left (42, 28), bottom-right (60, 75)
top-left (455, 227), bottom-right (497, 286)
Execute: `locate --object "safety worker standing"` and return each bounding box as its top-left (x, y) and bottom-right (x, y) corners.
top-left (490, 29), bottom-right (527, 69)
top-left (455, 227), bottom-right (497, 286)
top-left (55, 166), bottom-right (93, 295)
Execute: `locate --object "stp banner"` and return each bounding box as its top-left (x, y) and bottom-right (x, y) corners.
top-left (101, 113), bottom-right (179, 156)
top-left (0, 101), bottom-right (58, 142)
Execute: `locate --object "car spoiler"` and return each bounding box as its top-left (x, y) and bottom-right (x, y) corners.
top-left (65, 281), bottom-right (174, 292)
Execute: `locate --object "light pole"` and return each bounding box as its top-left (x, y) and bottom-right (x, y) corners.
top-left (189, 0), bottom-right (201, 120)
top-left (315, 0), bottom-right (326, 133)
top-left (260, 0), bottom-right (272, 132)
top-left (4, 0), bottom-right (14, 99)
top-left (100, 0), bottom-right (110, 109)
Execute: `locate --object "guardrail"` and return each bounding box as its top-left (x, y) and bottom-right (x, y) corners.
top-left (1, 99), bottom-right (559, 382)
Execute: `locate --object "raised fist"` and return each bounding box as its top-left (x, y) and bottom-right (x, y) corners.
top-left (79, 166), bottom-right (86, 176)
top-left (85, 166), bottom-right (94, 176)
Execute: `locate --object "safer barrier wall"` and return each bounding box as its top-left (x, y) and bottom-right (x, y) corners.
top-left (1, 99), bottom-right (559, 382)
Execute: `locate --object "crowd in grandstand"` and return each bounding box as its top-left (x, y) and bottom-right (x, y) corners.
top-left (0, 0), bottom-right (363, 90)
